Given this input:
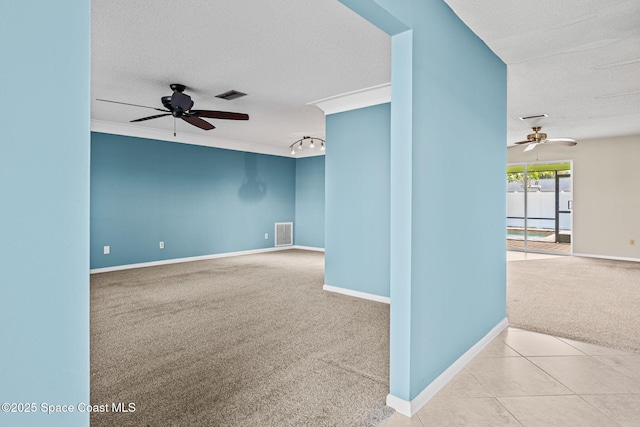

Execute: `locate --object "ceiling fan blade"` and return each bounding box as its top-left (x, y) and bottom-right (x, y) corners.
top-left (96, 98), bottom-right (168, 112)
top-left (191, 110), bottom-right (249, 120)
top-left (130, 113), bottom-right (172, 123)
top-left (546, 138), bottom-right (577, 146)
top-left (513, 140), bottom-right (533, 145)
top-left (523, 143), bottom-right (538, 152)
top-left (182, 115), bottom-right (215, 130)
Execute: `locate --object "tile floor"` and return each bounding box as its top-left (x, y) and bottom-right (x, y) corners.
top-left (381, 328), bottom-right (640, 426)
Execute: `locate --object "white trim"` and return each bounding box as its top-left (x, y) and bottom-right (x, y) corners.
top-left (386, 318), bottom-right (509, 417)
top-left (322, 284), bottom-right (390, 304)
top-left (91, 120), bottom-right (292, 157)
top-left (572, 253), bottom-right (640, 263)
top-left (292, 245), bottom-right (325, 252)
top-left (90, 246), bottom-right (292, 274)
top-left (308, 83), bottom-right (391, 115)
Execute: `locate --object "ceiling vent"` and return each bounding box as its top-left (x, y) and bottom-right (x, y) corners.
top-left (215, 90), bottom-right (247, 101)
top-left (519, 114), bottom-right (548, 121)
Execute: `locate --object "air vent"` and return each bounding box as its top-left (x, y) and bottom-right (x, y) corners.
top-left (275, 222), bottom-right (293, 247)
top-left (215, 90), bottom-right (247, 100)
top-left (519, 114), bottom-right (548, 121)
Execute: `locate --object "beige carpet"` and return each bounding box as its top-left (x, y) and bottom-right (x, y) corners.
top-left (90, 250), bottom-right (393, 427)
top-left (508, 256), bottom-right (640, 352)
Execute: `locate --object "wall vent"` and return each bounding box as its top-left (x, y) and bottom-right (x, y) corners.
top-left (275, 222), bottom-right (293, 247)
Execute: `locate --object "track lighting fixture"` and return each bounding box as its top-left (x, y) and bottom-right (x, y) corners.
top-left (288, 136), bottom-right (326, 156)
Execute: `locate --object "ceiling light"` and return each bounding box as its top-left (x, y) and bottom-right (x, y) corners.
top-left (288, 136), bottom-right (326, 156)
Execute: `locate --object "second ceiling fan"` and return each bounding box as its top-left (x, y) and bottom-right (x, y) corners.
top-left (512, 126), bottom-right (576, 152)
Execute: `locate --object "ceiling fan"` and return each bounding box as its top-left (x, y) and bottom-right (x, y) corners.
top-left (512, 126), bottom-right (576, 152)
top-left (97, 84), bottom-right (249, 133)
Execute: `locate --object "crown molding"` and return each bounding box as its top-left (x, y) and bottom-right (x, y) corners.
top-left (308, 82), bottom-right (391, 115)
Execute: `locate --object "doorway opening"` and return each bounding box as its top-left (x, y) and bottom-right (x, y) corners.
top-left (507, 162), bottom-right (572, 254)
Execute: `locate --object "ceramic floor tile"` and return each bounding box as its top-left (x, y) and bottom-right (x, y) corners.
top-left (465, 357), bottom-right (572, 397)
top-left (498, 395), bottom-right (620, 427)
top-left (593, 355), bottom-right (640, 382)
top-left (379, 412), bottom-right (424, 427)
top-left (557, 338), bottom-right (636, 356)
top-left (506, 251), bottom-right (563, 261)
top-left (581, 394), bottom-right (640, 427)
top-left (476, 338), bottom-right (521, 358)
top-left (416, 397), bottom-right (522, 426)
top-left (433, 369), bottom-right (492, 399)
top-left (502, 330), bottom-right (585, 356)
top-left (529, 356), bottom-right (640, 394)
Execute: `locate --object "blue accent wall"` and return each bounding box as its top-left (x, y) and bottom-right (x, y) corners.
top-left (294, 156), bottom-right (325, 248)
top-left (91, 132), bottom-right (296, 269)
top-left (325, 103), bottom-right (391, 298)
top-left (408, 1), bottom-right (507, 398)
top-left (0, 1), bottom-right (90, 426)
top-left (340, 0), bottom-right (507, 403)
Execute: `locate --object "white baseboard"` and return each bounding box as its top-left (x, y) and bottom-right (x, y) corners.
top-left (387, 317), bottom-right (509, 417)
top-left (292, 245), bottom-right (325, 252)
top-left (322, 284), bottom-right (390, 304)
top-left (572, 253), bottom-right (640, 263)
top-left (90, 246), bottom-right (294, 274)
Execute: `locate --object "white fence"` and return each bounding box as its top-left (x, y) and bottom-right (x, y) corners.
top-left (506, 191), bottom-right (572, 230)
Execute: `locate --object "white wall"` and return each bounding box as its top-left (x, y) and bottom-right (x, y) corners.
top-left (508, 134), bottom-right (640, 260)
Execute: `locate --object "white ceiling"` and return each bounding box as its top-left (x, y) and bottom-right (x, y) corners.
top-left (444, 0), bottom-right (640, 145)
top-left (92, 0), bottom-right (640, 155)
top-left (91, 0), bottom-right (390, 157)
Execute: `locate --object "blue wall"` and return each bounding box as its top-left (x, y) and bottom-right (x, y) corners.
top-left (294, 156), bottom-right (325, 248)
top-left (325, 103), bottom-right (391, 298)
top-left (91, 132), bottom-right (296, 269)
top-left (340, 0), bottom-right (507, 404)
top-left (408, 1), bottom-right (507, 398)
top-left (0, 1), bottom-right (90, 426)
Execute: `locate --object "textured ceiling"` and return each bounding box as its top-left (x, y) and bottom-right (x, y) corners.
top-left (444, 0), bottom-right (640, 144)
top-left (91, 0), bottom-right (391, 156)
top-left (92, 0), bottom-right (640, 154)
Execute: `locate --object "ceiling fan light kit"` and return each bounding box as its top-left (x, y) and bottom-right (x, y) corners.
top-left (97, 84), bottom-right (249, 135)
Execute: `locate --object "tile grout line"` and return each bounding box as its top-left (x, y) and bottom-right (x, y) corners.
top-left (574, 394), bottom-right (625, 427)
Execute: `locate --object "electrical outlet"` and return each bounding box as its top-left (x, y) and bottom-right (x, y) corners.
top-left (265, 233), bottom-right (269, 240)
top-left (104, 245), bottom-right (110, 255)
top-left (159, 241), bottom-right (165, 249)
top-left (630, 239), bottom-right (636, 246)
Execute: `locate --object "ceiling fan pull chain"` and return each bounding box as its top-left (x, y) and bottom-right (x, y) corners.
top-left (174, 117), bottom-right (176, 137)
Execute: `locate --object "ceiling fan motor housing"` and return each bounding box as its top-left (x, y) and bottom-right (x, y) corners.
top-left (170, 91), bottom-right (194, 114)
top-left (527, 127), bottom-right (547, 141)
